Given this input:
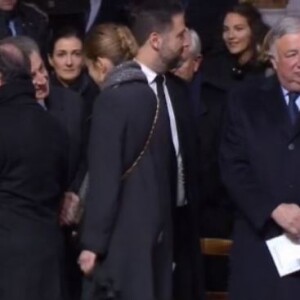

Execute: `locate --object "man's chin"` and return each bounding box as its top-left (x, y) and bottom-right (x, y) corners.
top-left (35, 92), bottom-right (48, 101)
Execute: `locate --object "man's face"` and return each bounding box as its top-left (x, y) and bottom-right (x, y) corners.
top-left (29, 51), bottom-right (50, 100)
top-left (173, 33), bottom-right (201, 82)
top-left (159, 13), bottom-right (187, 71)
top-left (173, 52), bottom-right (201, 82)
top-left (0, 0), bottom-right (17, 11)
top-left (271, 33), bottom-right (300, 92)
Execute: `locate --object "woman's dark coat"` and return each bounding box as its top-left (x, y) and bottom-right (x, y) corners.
top-left (81, 62), bottom-right (174, 300)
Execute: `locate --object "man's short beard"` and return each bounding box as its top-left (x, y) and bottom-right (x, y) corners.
top-left (162, 55), bottom-right (182, 72)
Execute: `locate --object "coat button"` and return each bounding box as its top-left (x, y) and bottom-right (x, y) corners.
top-left (288, 143), bottom-right (295, 150)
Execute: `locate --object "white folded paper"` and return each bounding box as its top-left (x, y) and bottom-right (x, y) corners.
top-left (266, 234), bottom-right (300, 277)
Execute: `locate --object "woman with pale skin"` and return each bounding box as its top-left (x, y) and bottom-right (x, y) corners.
top-left (78, 24), bottom-right (139, 274)
top-left (202, 2), bottom-right (270, 87)
top-left (198, 2), bottom-right (270, 292)
top-left (77, 21), bottom-right (176, 300)
top-left (221, 2), bottom-right (270, 78)
top-left (48, 27), bottom-right (99, 116)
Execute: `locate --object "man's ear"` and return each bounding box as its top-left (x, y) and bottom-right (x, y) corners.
top-left (48, 55), bottom-right (54, 68)
top-left (270, 56), bottom-right (277, 70)
top-left (149, 32), bottom-right (161, 51)
top-left (193, 55), bottom-right (203, 73)
top-left (95, 57), bottom-right (105, 72)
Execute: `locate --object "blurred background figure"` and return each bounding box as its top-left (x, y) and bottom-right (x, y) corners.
top-left (173, 28), bottom-right (203, 127)
top-left (198, 1), bottom-right (271, 293)
top-left (202, 2), bottom-right (270, 93)
top-left (0, 0), bottom-right (48, 49)
top-left (185, 0), bottom-right (238, 54)
top-left (24, 0), bottom-right (132, 33)
top-left (173, 28), bottom-right (202, 83)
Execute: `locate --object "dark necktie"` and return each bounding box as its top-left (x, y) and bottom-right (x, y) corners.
top-left (155, 75), bottom-right (167, 110)
top-left (155, 75), bottom-right (178, 201)
top-left (288, 92), bottom-right (300, 125)
top-left (155, 75), bottom-right (172, 134)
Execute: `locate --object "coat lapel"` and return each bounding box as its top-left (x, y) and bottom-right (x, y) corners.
top-left (261, 76), bottom-right (291, 139)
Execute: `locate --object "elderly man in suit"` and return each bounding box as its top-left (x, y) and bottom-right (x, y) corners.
top-left (220, 16), bottom-right (300, 300)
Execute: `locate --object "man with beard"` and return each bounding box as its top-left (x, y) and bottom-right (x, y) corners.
top-left (132, 2), bottom-right (204, 299)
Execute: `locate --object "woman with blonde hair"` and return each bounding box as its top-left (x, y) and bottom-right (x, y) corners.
top-left (79, 23), bottom-right (174, 300)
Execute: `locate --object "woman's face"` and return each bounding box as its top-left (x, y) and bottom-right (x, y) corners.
top-left (222, 13), bottom-right (252, 58)
top-left (48, 36), bottom-right (84, 85)
top-left (85, 57), bottom-right (114, 86)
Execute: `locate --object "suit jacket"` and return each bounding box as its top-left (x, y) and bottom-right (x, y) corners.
top-left (198, 79), bottom-right (233, 238)
top-left (166, 73), bottom-right (204, 300)
top-left (220, 75), bottom-right (300, 300)
top-left (46, 86), bottom-right (85, 192)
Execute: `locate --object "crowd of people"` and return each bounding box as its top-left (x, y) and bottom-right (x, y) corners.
top-left (1, 1), bottom-right (300, 300)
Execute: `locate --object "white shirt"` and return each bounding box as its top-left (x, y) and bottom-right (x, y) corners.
top-left (85, 0), bottom-right (103, 33)
top-left (37, 99), bottom-right (47, 110)
top-left (282, 87), bottom-right (300, 110)
top-left (137, 61), bottom-right (187, 207)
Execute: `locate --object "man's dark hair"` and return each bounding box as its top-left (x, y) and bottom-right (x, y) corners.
top-left (130, 0), bottom-right (184, 46)
top-left (0, 45), bottom-right (31, 83)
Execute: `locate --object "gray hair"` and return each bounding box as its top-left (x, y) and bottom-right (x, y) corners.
top-left (189, 29), bottom-right (202, 57)
top-left (266, 16), bottom-right (300, 57)
top-left (0, 45), bottom-right (31, 83)
top-left (0, 36), bottom-right (41, 57)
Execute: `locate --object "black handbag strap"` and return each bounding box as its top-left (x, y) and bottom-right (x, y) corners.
top-left (121, 95), bottom-right (160, 180)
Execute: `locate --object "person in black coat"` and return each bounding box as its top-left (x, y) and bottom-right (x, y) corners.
top-left (200, 2), bottom-right (271, 239)
top-left (185, 0), bottom-right (237, 54)
top-left (166, 73), bottom-right (204, 300)
top-left (0, 35), bottom-right (86, 300)
top-left (78, 23), bottom-right (175, 300)
top-left (85, 0), bottom-right (131, 32)
top-left (220, 16), bottom-right (300, 300)
top-left (47, 26), bottom-right (99, 126)
top-left (0, 0), bottom-right (48, 50)
top-left (0, 41), bottom-right (68, 300)
top-left (4, 36), bottom-right (86, 199)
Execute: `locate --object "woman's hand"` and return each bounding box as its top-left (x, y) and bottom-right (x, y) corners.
top-left (78, 250), bottom-right (97, 276)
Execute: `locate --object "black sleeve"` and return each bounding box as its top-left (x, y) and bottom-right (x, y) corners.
top-left (219, 90), bottom-right (282, 232)
top-left (80, 89), bottom-right (125, 254)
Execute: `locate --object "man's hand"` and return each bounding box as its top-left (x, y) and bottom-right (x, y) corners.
top-left (59, 192), bottom-right (80, 226)
top-left (271, 203), bottom-right (300, 238)
top-left (78, 250), bottom-right (97, 276)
